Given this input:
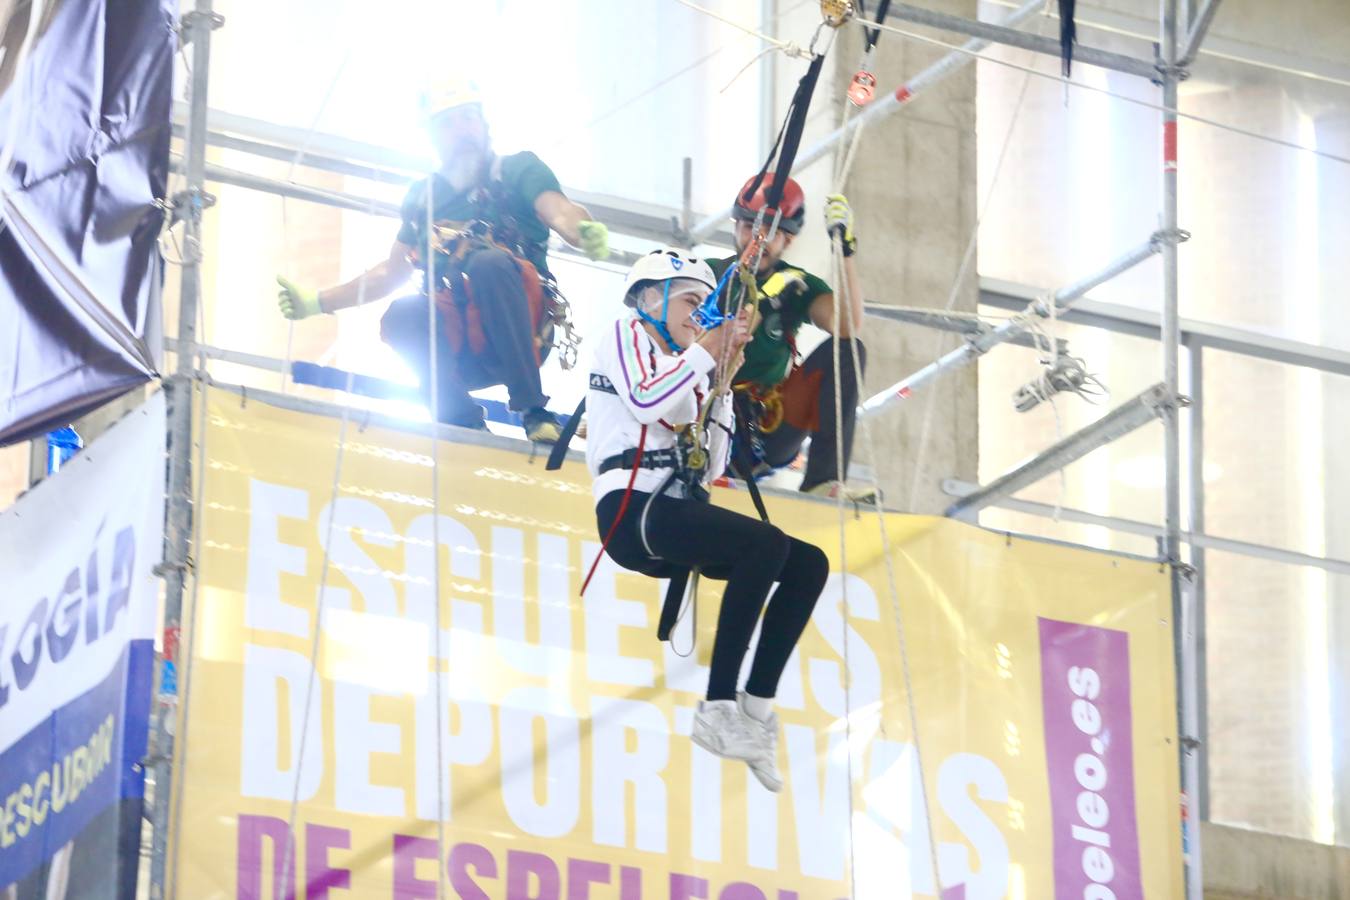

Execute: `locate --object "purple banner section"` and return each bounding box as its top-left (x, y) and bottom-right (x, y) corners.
top-left (1038, 617), bottom-right (1143, 900)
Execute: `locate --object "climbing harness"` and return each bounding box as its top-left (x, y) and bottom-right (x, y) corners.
top-left (407, 218), bottom-right (581, 370)
top-left (405, 155), bottom-right (582, 369)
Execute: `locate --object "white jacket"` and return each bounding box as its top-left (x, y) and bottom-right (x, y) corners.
top-left (586, 314), bottom-right (735, 503)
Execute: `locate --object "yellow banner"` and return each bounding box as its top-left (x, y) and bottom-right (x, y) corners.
top-left (171, 388), bottom-right (1182, 899)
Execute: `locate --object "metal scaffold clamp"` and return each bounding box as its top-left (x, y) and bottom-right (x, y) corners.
top-left (152, 559), bottom-right (193, 577)
top-left (168, 186), bottom-right (216, 225)
top-left (179, 9), bottom-right (225, 43)
top-left (1151, 226), bottom-right (1191, 249)
top-left (1141, 383), bottom-right (1187, 415)
top-left (1151, 59), bottom-right (1190, 85)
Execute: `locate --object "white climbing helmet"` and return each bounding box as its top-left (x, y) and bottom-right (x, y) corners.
top-left (621, 248), bottom-right (717, 303)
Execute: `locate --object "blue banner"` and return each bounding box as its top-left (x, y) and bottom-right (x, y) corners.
top-left (0, 640), bottom-right (153, 893)
top-left (0, 391), bottom-right (163, 898)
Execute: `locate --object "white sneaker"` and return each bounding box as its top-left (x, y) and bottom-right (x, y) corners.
top-left (738, 693), bottom-right (784, 793)
top-left (691, 699), bottom-right (760, 761)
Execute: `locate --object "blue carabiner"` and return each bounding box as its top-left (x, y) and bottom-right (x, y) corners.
top-left (691, 262), bottom-right (740, 331)
top-left (691, 293), bottom-right (730, 331)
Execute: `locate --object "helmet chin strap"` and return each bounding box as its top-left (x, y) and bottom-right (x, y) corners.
top-left (635, 280), bottom-right (685, 352)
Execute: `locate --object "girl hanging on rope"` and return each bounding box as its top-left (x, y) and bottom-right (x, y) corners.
top-left (585, 248), bottom-right (829, 792)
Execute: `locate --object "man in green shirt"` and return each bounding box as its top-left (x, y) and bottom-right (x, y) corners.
top-left (275, 78), bottom-right (610, 443)
top-left (711, 174), bottom-right (870, 500)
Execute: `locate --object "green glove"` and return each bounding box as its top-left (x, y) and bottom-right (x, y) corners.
top-left (577, 220), bottom-right (610, 261)
top-left (824, 193), bottom-right (857, 258)
top-left (276, 275), bottom-right (323, 320)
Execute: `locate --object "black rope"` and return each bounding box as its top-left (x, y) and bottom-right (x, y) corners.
top-left (859, 0), bottom-right (893, 52)
top-left (767, 53), bottom-right (825, 210)
top-left (742, 51), bottom-right (827, 212)
top-left (1059, 0), bottom-right (1077, 75)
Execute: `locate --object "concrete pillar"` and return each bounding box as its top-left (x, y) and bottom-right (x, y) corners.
top-left (845, 6), bottom-right (979, 512)
top-left (772, 0), bottom-right (979, 510)
top-left (1311, 107), bottom-right (1350, 845)
top-left (1202, 821), bottom-right (1350, 899)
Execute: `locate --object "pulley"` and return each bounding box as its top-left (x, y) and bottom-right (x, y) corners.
top-left (819, 0), bottom-right (853, 28)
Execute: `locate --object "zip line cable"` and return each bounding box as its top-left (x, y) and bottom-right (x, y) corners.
top-left (673, 0), bottom-right (1350, 167)
top-left (853, 13), bottom-right (1350, 168)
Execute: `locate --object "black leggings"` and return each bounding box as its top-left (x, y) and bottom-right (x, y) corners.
top-left (596, 489), bottom-right (829, 701)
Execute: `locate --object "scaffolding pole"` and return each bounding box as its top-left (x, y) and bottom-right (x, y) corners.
top-left (1159, 0), bottom-right (1203, 894)
top-left (171, 156), bottom-right (401, 217)
top-left (688, 0), bottom-right (1046, 243)
top-left (860, 234), bottom-right (1165, 415)
top-left (863, 302), bottom-right (1069, 352)
top-left (1186, 339), bottom-right (1210, 818)
top-left (945, 383), bottom-right (1176, 519)
top-left (881, 2), bottom-right (1157, 78)
top-left (1179, 0), bottom-right (1223, 66)
top-left (150, 1), bottom-right (218, 897)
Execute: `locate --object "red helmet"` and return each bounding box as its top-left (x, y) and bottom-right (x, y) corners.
top-left (732, 174), bottom-right (805, 234)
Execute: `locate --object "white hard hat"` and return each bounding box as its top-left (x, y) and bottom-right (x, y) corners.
top-left (622, 248), bottom-right (717, 300)
top-left (419, 77), bottom-right (483, 121)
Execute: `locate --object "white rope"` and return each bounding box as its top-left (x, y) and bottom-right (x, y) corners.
top-left (270, 45), bottom-right (419, 892)
top-left (424, 173), bottom-right (449, 900)
top-left (828, 231), bottom-right (861, 900)
top-left (830, 234), bottom-right (947, 892)
top-left (720, 44), bottom-right (778, 95)
top-left (1045, 293), bottom-right (1068, 519)
top-left (853, 14), bottom-right (1350, 169)
top-left (829, 163), bottom-right (947, 900)
top-left (279, 195), bottom-right (378, 894)
top-left (278, 49), bottom-right (353, 395)
top-left (673, 0), bottom-right (813, 59)
top-left (549, 0), bottom-right (818, 149)
top-left (826, 29), bottom-right (947, 896)
top-left (1012, 303), bottom-right (1110, 521)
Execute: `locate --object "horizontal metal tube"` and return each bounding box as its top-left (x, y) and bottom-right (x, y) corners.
top-left (861, 235), bottom-right (1161, 414)
top-left (164, 338), bottom-right (288, 373)
top-left (174, 103), bottom-right (735, 249)
top-left (945, 383), bottom-right (1174, 518)
top-left (170, 155), bottom-right (402, 217)
top-left (883, 2), bottom-right (1158, 79)
top-left (174, 158), bottom-right (643, 268)
top-left (979, 279), bottom-right (1350, 378)
top-left (863, 303), bottom-right (1066, 351)
top-left (1179, 0), bottom-right (1222, 66)
top-left (942, 478), bottom-right (1350, 576)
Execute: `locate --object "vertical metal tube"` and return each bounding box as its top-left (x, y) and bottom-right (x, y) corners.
top-left (1162, 4), bottom-right (1181, 570)
top-left (151, 1), bottom-right (216, 897)
top-left (680, 156), bottom-right (693, 248)
top-left (1161, 1), bottom-right (1202, 896)
top-left (1186, 339), bottom-right (1209, 821)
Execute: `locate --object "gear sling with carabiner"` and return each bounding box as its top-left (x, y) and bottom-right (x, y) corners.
top-left (407, 218), bottom-right (581, 374)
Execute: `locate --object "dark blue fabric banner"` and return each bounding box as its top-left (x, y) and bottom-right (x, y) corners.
top-left (0, 0), bottom-right (174, 445)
